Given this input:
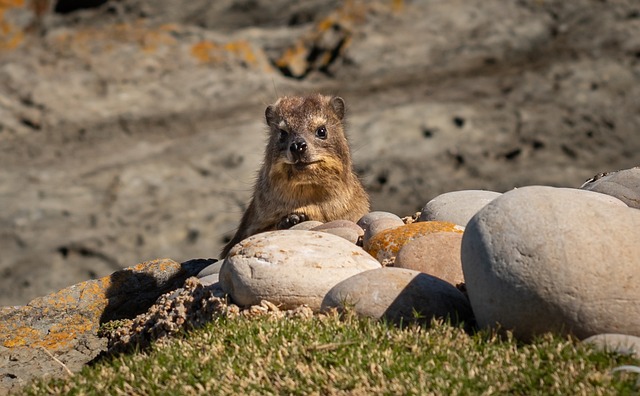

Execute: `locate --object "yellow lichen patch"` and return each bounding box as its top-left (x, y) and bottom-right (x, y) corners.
top-left (191, 40), bottom-right (218, 63)
top-left (3, 326), bottom-right (41, 348)
top-left (131, 258), bottom-right (176, 273)
top-left (37, 317), bottom-right (95, 351)
top-left (0, 0), bottom-right (25, 51)
top-left (366, 221), bottom-right (465, 262)
top-left (77, 279), bottom-right (111, 315)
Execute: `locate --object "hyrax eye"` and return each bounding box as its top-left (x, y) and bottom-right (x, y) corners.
top-left (278, 129), bottom-right (288, 143)
top-left (315, 125), bottom-right (328, 139)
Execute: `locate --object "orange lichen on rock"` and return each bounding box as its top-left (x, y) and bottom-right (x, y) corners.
top-left (0, 258), bottom-right (186, 351)
top-left (0, 0), bottom-right (26, 50)
top-left (365, 221), bottom-right (465, 262)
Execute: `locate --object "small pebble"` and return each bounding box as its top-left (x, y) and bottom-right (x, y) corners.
top-left (290, 220), bottom-right (324, 230)
top-left (312, 220), bottom-right (363, 235)
top-left (362, 217), bottom-right (405, 250)
top-left (357, 211), bottom-right (403, 232)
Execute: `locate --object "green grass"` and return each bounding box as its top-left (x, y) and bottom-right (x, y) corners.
top-left (23, 313), bottom-right (639, 395)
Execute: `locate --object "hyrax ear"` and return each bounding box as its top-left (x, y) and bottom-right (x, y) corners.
top-left (331, 97), bottom-right (345, 120)
top-left (265, 105), bottom-right (276, 126)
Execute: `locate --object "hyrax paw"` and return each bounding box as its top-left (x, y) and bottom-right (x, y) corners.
top-left (277, 213), bottom-right (308, 229)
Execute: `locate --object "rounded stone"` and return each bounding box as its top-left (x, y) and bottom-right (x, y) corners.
top-left (311, 220), bottom-right (364, 243)
top-left (219, 230), bottom-right (381, 310)
top-left (289, 220), bottom-right (324, 230)
top-left (395, 232), bottom-right (464, 286)
top-left (321, 267), bottom-right (474, 327)
top-left (580, 167), bottom-right (639, 209)
top-left (196, 260), bottom-right (223, 286)
top-left (419, 190), bottom-right (502, 226)
top-left (366, 221), bottom-right (464, 262)
top-left (196, 260), bottom-right (222, 278)
top-left (461, 186), bottom-right (639, 341)
top-left (362, 217), bottom-right (406, 249)
top-left (357, 211), bottom-right (403, 230)
top-left (582, 333), bottom-right (640, 359)
top-left (311, 220), bottom-right (363, 234)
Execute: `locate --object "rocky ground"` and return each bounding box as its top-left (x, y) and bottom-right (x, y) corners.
top-left (1, 0), bottom-right (639, 306)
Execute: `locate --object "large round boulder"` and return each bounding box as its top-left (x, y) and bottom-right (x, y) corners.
top-left (461, 186), bottom-right (637, 340)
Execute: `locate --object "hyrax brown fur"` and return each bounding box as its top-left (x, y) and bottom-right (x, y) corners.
top-left (221, 94), bottom-right (370, 257)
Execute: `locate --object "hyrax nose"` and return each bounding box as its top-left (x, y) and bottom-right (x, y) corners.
top-left (289, 139), bottom-right (307, 156)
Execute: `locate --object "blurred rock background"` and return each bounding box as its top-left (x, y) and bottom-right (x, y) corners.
top-left (1, 0), bottom-right (638, 305)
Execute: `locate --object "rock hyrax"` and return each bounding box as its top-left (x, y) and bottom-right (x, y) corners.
top-left (221, 94), bottom-right (370, 257)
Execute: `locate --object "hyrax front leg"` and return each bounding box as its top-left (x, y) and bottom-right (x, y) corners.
top-left (277, 213), bottom-right (308, 229)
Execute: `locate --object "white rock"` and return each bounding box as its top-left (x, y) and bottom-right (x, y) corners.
top-left (219, 230), bottom-right (381, 310)
top-left (583, 333), bottom-right (640, 359)
top-left (461, 186), bottom-right (638, 340)
top-left (420, 190), bottom-right (502, 226)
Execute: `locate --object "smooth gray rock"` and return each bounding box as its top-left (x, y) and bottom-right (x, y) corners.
top-left (420, 190), bottom-right (502, 226)
top-left (583, 333), bottom-right (640, 359)
top-left (580, 167), bottom-right (640, 209)
top-left (357, 211), bottom-right (403, 230)
top-left (362, 217), bottom-right (405, 250)
top-left (196, 260), bottom-right (223, 286)
top-left (311, 220), bottom-right (364, 235)
top-left (311, 220), bottom-right (364, 243)
top-left (322, 267), bottom-right (473, 327)
top-left (196, 260), bottom-right (222, 278)
top-left (462, 186), bottom-right (638, 341)
top-left (219, 230), bottom-right (381, 310)
top-left (290, 221), bottom-right (324, 230)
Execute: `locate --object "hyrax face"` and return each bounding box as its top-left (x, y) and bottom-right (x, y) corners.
top-left (265, 94), bottom-right (351, 183)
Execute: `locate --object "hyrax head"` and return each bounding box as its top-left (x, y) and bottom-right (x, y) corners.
top-left (264, 94), bottom-right (351, 177)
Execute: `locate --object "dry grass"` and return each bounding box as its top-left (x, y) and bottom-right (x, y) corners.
top-left (22, 310), bottom-right (639, 395)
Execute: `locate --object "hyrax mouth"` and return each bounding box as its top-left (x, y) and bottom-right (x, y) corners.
top-left (284, 158), bottom-right (320, 171)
